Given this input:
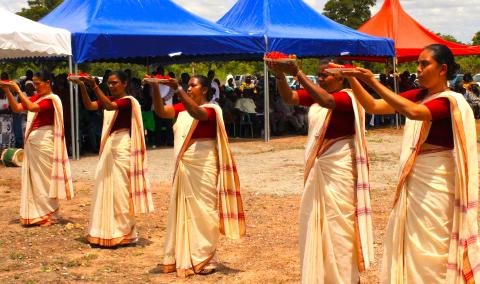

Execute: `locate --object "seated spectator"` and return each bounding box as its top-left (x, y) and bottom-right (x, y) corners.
top-left (0, 72), bottom-right (15, 149)
top-left (270, 93), bottom-right (287, 136)
top-left (53, 74), bottom-right (72, 153)
top-left (465, 83), bottom-right (480, 118)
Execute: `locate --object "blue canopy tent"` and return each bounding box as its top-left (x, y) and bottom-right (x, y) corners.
top-left (39, 0), bottom-right (265, 158)
top-left (217, 0), bottom-right (394, 58)
top-left (217, 0), bottom-right (395, 141)
top-left (40, 0), bottom-right (264, 63)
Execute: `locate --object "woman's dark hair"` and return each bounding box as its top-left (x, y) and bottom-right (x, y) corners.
top-left (463, 73), bottom-right (473, 83)
top-left (472, 84), bottom-right (479, 95)
top-left (423, 44), bottom-right (459, 80)
top-left (0, 72), bottom-right (9, 80)
top-left (109, 70), bottom-right (129, 84)
top-left (34, 71), bottom-right (54, 86)
top-left (180, 72), bottom-right (190, 83)
top-left (319, 57), bottom-right (350, 88)
top-left (192, 75), bottom-right (213, 101)
top-left (102, 69), bottom-right (112, 83)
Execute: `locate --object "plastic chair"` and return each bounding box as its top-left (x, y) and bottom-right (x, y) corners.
top-left (239, 113), bottom-right (253, 138)
top-left (223, 111), bottom-right (236, 137)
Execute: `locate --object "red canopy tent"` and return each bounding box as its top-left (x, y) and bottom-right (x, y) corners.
top-left (351, 0), bottom-right (480, 63)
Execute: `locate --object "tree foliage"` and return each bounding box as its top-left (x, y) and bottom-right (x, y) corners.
top-left (435, 33), bottom-right (463, 44)
top-left (322, 0), bottom-right (376, 29)
top-left (17, 0), bottom-right (63, 21)
top-left (472, 31), bottom-right (480, 46)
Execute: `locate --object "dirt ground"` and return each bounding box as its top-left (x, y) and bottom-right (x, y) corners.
top-left (0, 126), bottom-right (474, 283)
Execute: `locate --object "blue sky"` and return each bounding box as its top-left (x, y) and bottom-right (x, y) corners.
top-left (1, 0), bottom-right (478, 44)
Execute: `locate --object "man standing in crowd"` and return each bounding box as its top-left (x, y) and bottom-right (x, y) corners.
top-left (208, 70), bottom-right (220, 104)
top-left (153, 65), bottom-right (173, 147)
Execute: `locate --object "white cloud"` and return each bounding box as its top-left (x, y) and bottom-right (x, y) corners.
top-left (173, 0), bottom-right (478, 43)
top-left (1, 0), bottom-right (478, 44)
top-left (0, 0), bottom-right (28, 12)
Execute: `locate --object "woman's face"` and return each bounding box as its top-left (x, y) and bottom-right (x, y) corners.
top-left (416, 49), bottom-right (447, 89)
top-left (316, 64), bottom-right (343, 93)
top-left (187, 77), bottom-right (207, 105)
top-left (32, 76), bottom-right (51, 96)
top-left (107, 74), bottom-right (127, 97)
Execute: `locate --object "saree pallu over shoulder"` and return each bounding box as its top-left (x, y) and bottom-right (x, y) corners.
top-left (173, 103), bottom-right (245, 239)
top-left (24, 94), bottom-right (73, 200)
top-left (384, 90), bottom-right (480, 283)
top-left (302, 90), bottom-right (374, 275)
top-left (100, 96), bottom-right (154, 214)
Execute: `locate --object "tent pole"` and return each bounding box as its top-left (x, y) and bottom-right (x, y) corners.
top-left (263, 61), bottom-right (270, 142)
top-left (264, 34), bottom-right (270, 142)
top-left (392, 56), bottom-right (400, 129)
top-left (74, 63), bottom-right (80, 159)
top-left (68, 56), bottom-right (76, 159)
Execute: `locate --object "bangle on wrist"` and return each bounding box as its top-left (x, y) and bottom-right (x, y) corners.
top-left (174, 86), bottom-right (182, 94)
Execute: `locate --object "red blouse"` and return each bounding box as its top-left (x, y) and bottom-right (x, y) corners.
top-left (22, 94), bottom-right (54, 130)
top-left (173, 103), bottom-right (217, 139)
top-left (400, 89), bottom-right (453, 149)
top-left (97, 97), bottom-right (132, 132)
top-left (297, 90), bottom-right (355, 139)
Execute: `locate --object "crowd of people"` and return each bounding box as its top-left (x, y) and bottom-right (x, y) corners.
top-left (2, 64), bottom-right (478, 155)
top-left (1, 43), bottom-right (480, 282)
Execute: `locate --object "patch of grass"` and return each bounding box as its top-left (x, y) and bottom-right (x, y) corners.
top-left (66, 260), bottom-right (80, 268)
top-left (82, 253), bottom-right (98, 261)
top-left (9, 252), bottom-right (25, 260)
top-left (367, 137), bottom-right (384, 143)
top-left (40, 264), bottom-right (52, 273)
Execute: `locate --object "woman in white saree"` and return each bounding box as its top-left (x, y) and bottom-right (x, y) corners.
top-left (267, 58), bottom-right (374, 284)
top-left (147, 75), bottom-right (245, 277)
top-left (342, 44), bottom-right (480, 283)
top-left (70, 71), bottom-right (153, 247)
top-left (1, 72), bottom-right (73, 226)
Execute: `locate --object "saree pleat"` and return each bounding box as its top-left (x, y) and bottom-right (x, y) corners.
top-left (20, 126), bottom-right (59, 225)
top-left (300, 138), bottom-right (359, 283)
top-left (87, 130), bottom-right (137, 246)
top-left (163, 139), bottom-right (219, 277)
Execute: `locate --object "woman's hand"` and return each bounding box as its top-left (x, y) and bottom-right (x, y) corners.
top-left (144, 80), bottom-right (160, 89)
top-left (341, 67), bottom-right (376, 85)
top-left (161, 78), bottom-right (180, 90)
top-left (0, 80), bottom-right (11, 92)
top-left (0, 80), bottom-right (20, 93)
top-left (79, 76), bottom-right (97, 88)
top-left (68, 77), bottom-right (84, 86)
top-left (266, 61), bottom-right (299, 76)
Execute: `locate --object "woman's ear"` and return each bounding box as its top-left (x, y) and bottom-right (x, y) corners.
top-left (439, 63), bottom-right (448, 78)
top-left (202, 86), bottom-right (209, 96)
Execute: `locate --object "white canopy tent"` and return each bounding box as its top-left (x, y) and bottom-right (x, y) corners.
top-left (0, 8), bottom-right (71, 58)
top-left (0, 8), bottom-right (76, 158)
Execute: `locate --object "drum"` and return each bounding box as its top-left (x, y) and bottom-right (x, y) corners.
top-left (1, 148), bottom-right (24, 167)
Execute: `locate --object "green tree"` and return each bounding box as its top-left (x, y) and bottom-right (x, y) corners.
top-left (17, 0), bottom-right (63, 21)
top-left (472, 31), bottom-right (480, 46)
top-left (435, 33), bottom-right (463, 44)
top-left (322, 0), bottom-right (376, 29)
